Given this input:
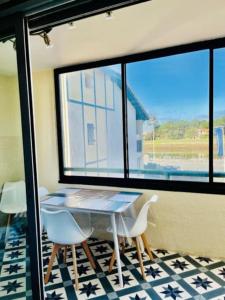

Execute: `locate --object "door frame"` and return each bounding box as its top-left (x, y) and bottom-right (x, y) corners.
top-left (0, 14), bottom-right (44, 300)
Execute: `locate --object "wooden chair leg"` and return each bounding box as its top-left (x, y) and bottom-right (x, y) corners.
top-left (135, 237), bottom-right (146, 280)
top-left (82, 241), bottom-right (96, 269)
top-left (7, 213), bottom-right (12, 227)
top-left (109, 250), bottom-right (116, 272)
top-left (45, 244), bottom-right (60, 284)
top-left (71, 244), bottom-right (79, 290)
top-left (64, 246), bottom-right (67, 264)
top-left (132, 237), bottom-right (136, 245)
top-left (121, 237), bottom-right (126, 254)
top-left (141, 233), bottom-right (154, 260)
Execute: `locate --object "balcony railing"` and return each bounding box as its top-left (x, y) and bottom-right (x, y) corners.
top-left (64, 167), bottom-right (225, 180)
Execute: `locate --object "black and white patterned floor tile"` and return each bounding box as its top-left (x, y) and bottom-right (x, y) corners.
top-left (163, 257), bottom-right (196, 274)
top-left (191, 257), bottom-right (220, 267)
top-left (0, 261), bottom-right (26, 278)
top-left (184, 273), bottom-right (221, 294)
top-left (0, 277), bottom-right (26, 297)
top-left (1, 219), bottom-right (225, 299)
top-left (89, 243), bottom-right (113, 257)
top-left (68, 261), bottom-right (96, 279)
top-left (153, 280), bottom-right (192, 300)
top-left (0, 218), bottom-right (30, 300)
top-left (136, 263), bottom-right (169, 282)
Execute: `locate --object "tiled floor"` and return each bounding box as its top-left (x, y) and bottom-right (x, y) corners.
top-left (1, 217), bottom-right (225, 299)
top-left (0, 216), bottom-right (32, 300)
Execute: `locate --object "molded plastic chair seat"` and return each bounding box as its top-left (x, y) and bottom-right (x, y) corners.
top-left (108, 195), bottom-right (158, 238)
top-left (42, 209), bottom-right (94, 244)
top-left (79, 226), bottom-right (93, 238)
top-left (41, 208), bottom-right (96, 290)
top-left (0, 181), bottom-right (26, 214)
top-left (0, 181), bottom-right (27, 241)
top-left (38, 187), bottom-right (49, 232)
top-left (72, 211), bottom-right (93, 233)
top-left (108, 195), bottom-right (158, 280)
top-left (38, 187), bottom-right (49, 199)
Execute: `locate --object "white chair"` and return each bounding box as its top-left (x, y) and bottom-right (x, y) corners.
top-left (41, 208), bottom-right (96, 289)
top-left (38, 186), bottom-right (49, 232)
top-left (38, 186), bottom-right (49, 199)
top-left (108, 195), bottom-right (158, 280)
top-left (0, 181), bottom-right (27, 215)
top-left (0, 181), bottom-right (27, 240)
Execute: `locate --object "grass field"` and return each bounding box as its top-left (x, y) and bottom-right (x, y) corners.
top-left (144, 138), bottom-right (209, 158)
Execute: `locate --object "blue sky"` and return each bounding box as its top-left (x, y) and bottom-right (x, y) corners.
top-left (214, 48), bottom-right (225, 115)
top-left (126, 50), bottom-right (212, 123)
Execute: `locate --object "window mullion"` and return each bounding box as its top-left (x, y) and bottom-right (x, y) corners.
top-left (121, 63), bottom-right (129, 178)
top-left (209, 48), bottom-right (214, 183)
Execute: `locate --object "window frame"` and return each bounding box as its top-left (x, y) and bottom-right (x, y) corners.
top-left (55, 37), bottom-right (225, 195)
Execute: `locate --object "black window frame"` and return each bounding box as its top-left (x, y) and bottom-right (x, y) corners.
top-left (55, 37), bottom-right (225, 195)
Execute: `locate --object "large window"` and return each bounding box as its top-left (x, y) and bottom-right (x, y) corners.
top-left (55, 46), bottom-right (225, 193)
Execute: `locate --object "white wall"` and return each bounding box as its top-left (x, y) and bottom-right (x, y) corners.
top-left (128, 101), bottom-right (138, 169)
top-left (0, 75), bottom-right (24, 189)
top-left (106, 82), bottom-right (124, 172)
top-left (0, 74), bottom-right (24, 226)
top-left (32, 70), bottom-right (59, 191)
top-left (33, 69), bottom-right (225, 259)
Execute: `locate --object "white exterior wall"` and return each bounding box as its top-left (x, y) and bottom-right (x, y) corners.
top-left (106, 82), bottom-right (124, 175)
top-left (67, 103), bottom-right (85, 174)
top-left (82, 69), bottom-right (95, 104)
top-left (96, 109), bottom-right (107, 161)
top-left (66, 71), bottom-right (82, 100)
top-left (128, 100), bottom-right (138, 170)
top-left (95, 70), bottom-right (105, 107)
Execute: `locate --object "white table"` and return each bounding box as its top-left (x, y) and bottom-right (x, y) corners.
top-left (40, 188), bottom-right (142, 287)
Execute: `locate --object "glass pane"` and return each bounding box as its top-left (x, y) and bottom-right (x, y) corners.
top-left (0, 37), bottom-right (32, 298)
top-left (127, 50), bottom-right (209, 181)
top-left (214, 48), bottom-right (225, 182)
top-left (59, 64), bottom-right (124, 177)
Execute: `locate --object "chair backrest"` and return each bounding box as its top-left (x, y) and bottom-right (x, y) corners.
top-left (38, 186), bottom-right (49, 199)
top-left (130, 194), bottom-right (158, 236)
top-left (0, 181), bottom-right (27, 214)
top-left (38, 187), bottom-right (49, 232)
top-left (41, 208), bottom-right (91, 245)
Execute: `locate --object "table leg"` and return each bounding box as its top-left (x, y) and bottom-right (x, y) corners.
top-left (111, 213), bottom-right (123, 288)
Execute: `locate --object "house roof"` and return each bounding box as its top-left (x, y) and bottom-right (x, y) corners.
top-left (106, 69), bottom-right (149, 121)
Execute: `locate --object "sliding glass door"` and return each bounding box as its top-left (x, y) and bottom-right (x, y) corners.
top-left (0, 33), bottom-right (33, 299)
top-left (0, 16), bottom-right (44, 300)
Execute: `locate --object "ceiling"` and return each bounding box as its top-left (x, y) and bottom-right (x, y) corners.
top-left (1, 0), bottom-right (225, 75)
